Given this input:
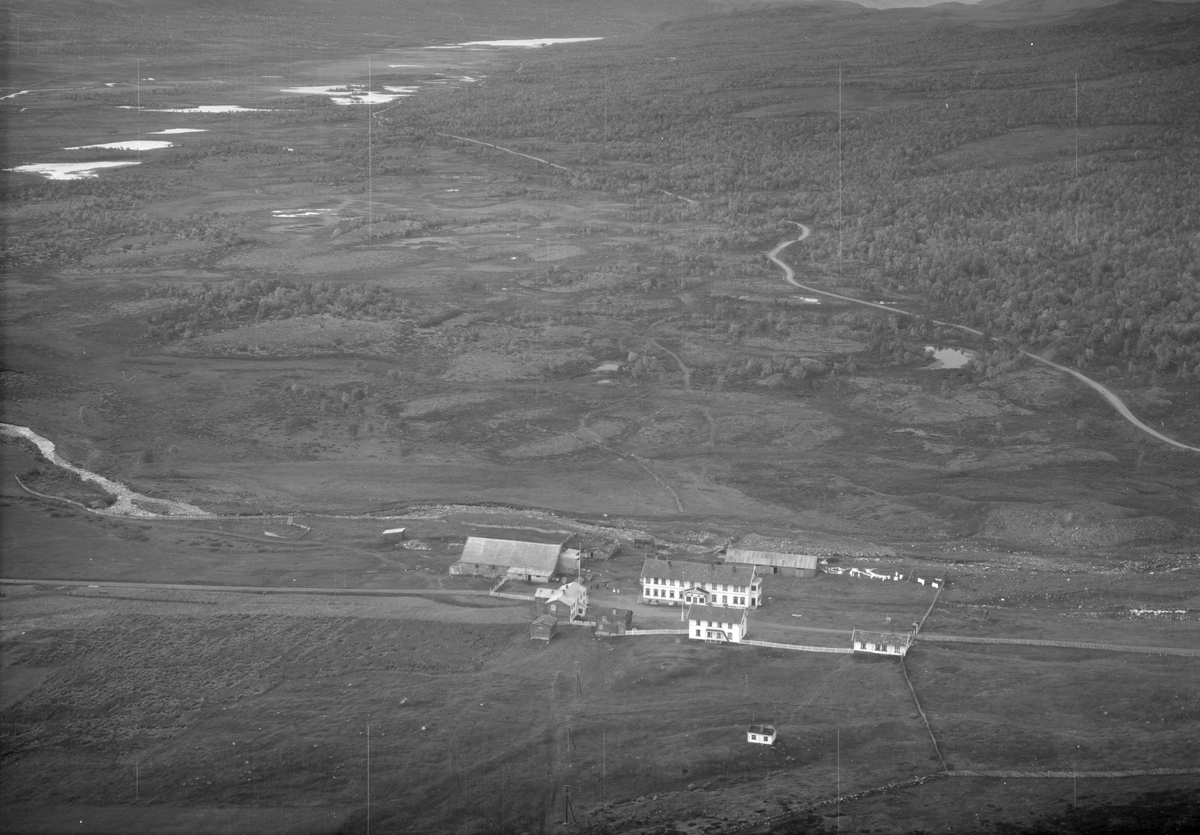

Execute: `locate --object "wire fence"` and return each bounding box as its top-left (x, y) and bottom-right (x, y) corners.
top-left (918, 634), bottom-right (1200, 657)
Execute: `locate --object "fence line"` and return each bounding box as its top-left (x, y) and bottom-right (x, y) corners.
top-left (624, 628), bottom-right (689, 636)
top-left (949, 768), bottom-right (1200, 778)
top-left (742, 639), bottom-right (852, 654)
top-left (901, 655), bottom-right (948, 774)
top-left (491, 591), bottom-right (535, 601)
top-left (918, 634), bottom-right (1200, 657)
top-left (914, 586), bottom-right (942, 635)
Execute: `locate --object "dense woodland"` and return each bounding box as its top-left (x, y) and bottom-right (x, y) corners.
top-left (376, 0), bottom-right (1200, 379)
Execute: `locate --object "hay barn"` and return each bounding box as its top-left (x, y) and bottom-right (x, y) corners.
top-left (725, 548), bottom-right (818, 579)
top-left (450, 536), bottom-right (564, 583)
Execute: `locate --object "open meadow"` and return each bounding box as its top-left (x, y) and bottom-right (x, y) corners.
top-left (2, 0), bottom-right (1199, 832)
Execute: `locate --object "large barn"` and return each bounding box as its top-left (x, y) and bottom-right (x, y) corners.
top-left (641, 558), bottom-right (762, 609)
top-left (724, 548), bottom-right (818, 579)
top-left (450, 536), bottom-right (568, 583)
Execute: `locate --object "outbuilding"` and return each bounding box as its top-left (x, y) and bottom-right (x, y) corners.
top-left (851, 628), bottom-right (913, 657)
top-left (381, 527), bottom-right (407, 541)
top-left (530, 615), bottom-right (557, 642)
top-left (725, 548), bottom-right (818, 579)
top-left (747, 725), bottom-right (777, 745)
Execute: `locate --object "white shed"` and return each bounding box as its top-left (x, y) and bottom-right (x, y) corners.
top-left (747, 724), bottom-right (777, 745)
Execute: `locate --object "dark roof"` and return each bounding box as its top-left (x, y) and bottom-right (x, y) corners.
top-left (725, 549), bottom-right (818, 571)
top-left (598, 607), bottom-right (632, 619)
top-left (748, 724), bottom-right (776, 735)
top-left (532, 615), bottom-right (558, 628)
top-left (851, 629), bottom-right (912, 646)
top-left (642, 557), bottom-right (756, 585)
top-left (685, 604), bottom-right (747, 625)
top-left (458, 536), bottom-right (562, 573)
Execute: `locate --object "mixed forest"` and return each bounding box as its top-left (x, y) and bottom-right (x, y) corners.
top-left (371, 0), bottom-right (1200, 380)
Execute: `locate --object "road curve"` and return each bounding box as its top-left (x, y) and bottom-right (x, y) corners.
top-left (768, 229), bottom-right (1200, 453)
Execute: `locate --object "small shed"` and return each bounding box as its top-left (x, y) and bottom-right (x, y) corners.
top-left (747, 724), bottom-right (777, 745)
top-left (851, 628), bottom-right (913, 657)
top-left (530, 615), bottom-right (558, 642)
top-left (382, 527), bottom-right (406, 541)
top-left (585, 541), bottom-right (621, 561)
top-left (595, 607), bottom-right (633, 636)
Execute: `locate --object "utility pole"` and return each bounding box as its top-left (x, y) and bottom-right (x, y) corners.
top-left (368, 58), bottom-right (373, 242)
top-left (838, 66), bottom-right (843, 265)
top-left (563, 784), bottom-right (576, 825)
top-left (366, 725), bottom-right (371, 835)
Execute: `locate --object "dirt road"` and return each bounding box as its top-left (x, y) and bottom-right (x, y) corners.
top-left (768, 229), bottom-right (1200, 453)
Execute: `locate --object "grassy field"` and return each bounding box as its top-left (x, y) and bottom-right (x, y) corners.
top-left (2, 0), bottom-right (1199, 833)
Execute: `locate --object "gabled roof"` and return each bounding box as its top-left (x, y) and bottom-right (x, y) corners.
top-left (725, 549), bottom-right (818, 571)
top-left (748, 724), bottom-right (776, 735)
top-left (642, 557), bottom-right (756, 585)
top-left (459, 536), bottom-right (562, 573)
top-left (686, 604), bottom-right (747, 625)
top-left (532, 615), bottom-right (558, 628)
top-left (555, 580), bottom-right (587, 604)
top-left (851, 629), bottom-right (913, 646)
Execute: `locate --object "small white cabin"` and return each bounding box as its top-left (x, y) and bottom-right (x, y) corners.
top-left (747, 724), bottom-right (777, 745)
top-left (851, 628), bottom-right (913, 657)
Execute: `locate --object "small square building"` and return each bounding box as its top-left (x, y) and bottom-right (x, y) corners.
top-left (747, 724), bottom-right (777, 745)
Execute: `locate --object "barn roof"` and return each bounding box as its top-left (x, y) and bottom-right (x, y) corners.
top-left (851, 629), bottom-right (913, 646)
top-left (686, 604), bottom-right (747, 625)
top-left (532, 615), bottom-right (558, 628)
top-left (642, 558), bottom-right (756, 585)
top-left (725, 549), bottom-right (818, 571)
top-left (459, 536), bottom-right (562, 573)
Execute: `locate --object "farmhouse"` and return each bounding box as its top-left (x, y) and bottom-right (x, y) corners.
top-left (724, 548), bottom-right (818, 579)
top-left (851, 628), bottom-right (913, 657)
top-left (450, 536), bottom-right (574, 583)
top-left (641, 558), bottom-right (762, 609)
top-left (536, 579), bottom-right (589, 621)
top-left (530, 615), bottom-right (557, 642)
top-left (685, 604), bottom-right (747, 643)
top-left (747, 724), bottom-right (777, 745)
top-left (594, 607), bottom-right (633, 636)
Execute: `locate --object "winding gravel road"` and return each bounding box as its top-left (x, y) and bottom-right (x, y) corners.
top-left (768, 226), bottom-right (1200, 453)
